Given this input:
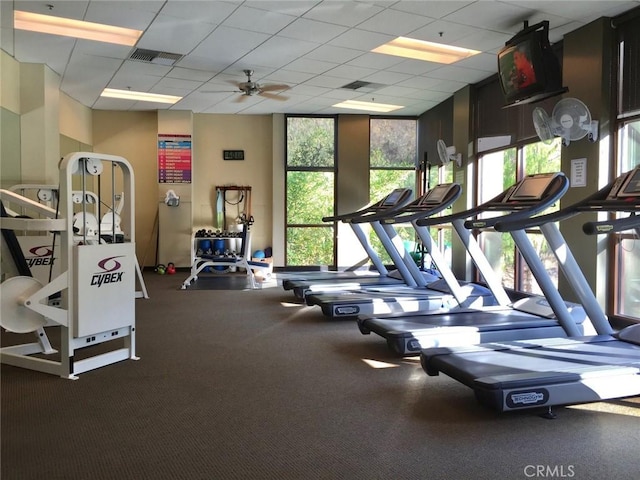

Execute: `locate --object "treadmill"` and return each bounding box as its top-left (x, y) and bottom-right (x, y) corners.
top-left (305, 183), bottom-right (499, 318)
top-left (357, 172), bottom-right (589, 355)
top-left (421, 166), bottom-right (640, 414)
top-left (282, 188), bottom-right (421, 299)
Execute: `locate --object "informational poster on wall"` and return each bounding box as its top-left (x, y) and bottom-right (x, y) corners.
top-left (570, 158), bottom-right (587, 187)
top-left (158, 134), bottom-right (192, 183)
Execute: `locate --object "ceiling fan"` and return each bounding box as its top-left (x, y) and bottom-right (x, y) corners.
top-left (205, 69), bottom-right (290, 102)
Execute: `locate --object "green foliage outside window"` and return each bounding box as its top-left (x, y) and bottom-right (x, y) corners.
top-left (287, 117), bottom-right (334, 167)
top-left (369, 119), bottom-right (417, 264)
top-left (287, 226), bottom-right (335, 266)
top-left (286, 117), bottom-right (336, 266)
top-left (286, 171), bottom-right (334, 224)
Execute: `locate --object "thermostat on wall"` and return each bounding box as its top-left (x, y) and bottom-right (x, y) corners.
top-left (223, 150), bottom-right (244, 160)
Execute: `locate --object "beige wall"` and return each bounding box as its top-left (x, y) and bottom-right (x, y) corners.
top-left (59, 93), bottom-right (92, 146)
top-left (1, 50), bottom-right (20, 114)
top-left (92, 110), bottom-right (159, 266)
top-left (193, 113), bottom-right (274, 256)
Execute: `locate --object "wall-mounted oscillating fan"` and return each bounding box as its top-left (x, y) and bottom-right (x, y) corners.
top-left (436, 139), bottom-right (462, 167)
top-left (532, 97), bottom-right (599, 147)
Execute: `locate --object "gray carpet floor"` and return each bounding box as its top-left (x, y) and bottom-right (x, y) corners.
top-left (1, 273), bottom-right (639, 480)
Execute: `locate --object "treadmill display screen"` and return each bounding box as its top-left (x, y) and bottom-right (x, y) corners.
top-left (382, 189), bottom-right (406, 206)
top-left (423, 184), bottom-right (454, 205)
top-left (509, 175), bottom-right (553, 201)
top-left (618, 167), bottom-right (640, 197)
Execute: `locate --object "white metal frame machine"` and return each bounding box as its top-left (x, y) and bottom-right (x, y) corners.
top-left (0, 152), bottom-right (139, 379)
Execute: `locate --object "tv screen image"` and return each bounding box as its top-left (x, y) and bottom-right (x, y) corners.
top-left (499, 43), bottom-right (537, 96)
top-left (497, 21), bottom-right (567, 108)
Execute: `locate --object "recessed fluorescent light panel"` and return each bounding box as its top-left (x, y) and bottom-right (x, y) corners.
top-left (333, 100), bottom-right (403, 113)
top-left (101, 88), bottom-right (182, 104)
top-left (14, 10), bottom-right (142, 46)
top-left (372, 37), bottom-right (480, 64)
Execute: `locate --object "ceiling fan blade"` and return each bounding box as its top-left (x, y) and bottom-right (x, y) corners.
top-left (233, 94), bottom-right (251, 103)
top-left (259, 91), bottom-right (289, 101)
top-left (259, 84), bottom-right (290, 92)
top-left (201, 90), bottom-right (241, 94)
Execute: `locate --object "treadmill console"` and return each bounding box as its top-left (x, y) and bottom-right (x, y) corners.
top-left (421, 183), bottom-right (457, 206)
top-left (381, 188), bottom-right (411, 206)
top-left (505, 173), bottom-right (560, 203)
top-left (608, 165), bottom-right (640, 199)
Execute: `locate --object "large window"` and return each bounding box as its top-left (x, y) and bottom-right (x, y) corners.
top-left (368, 118), bottom-right (417, 263)
top-left (614, 13), bottom-right (640, 321)
top-left (477, 139), bottom-right (562, 292)
top-left (615, 118), bottom-right (640, 319)
top-left (285, 116), bottom-right (336, 266)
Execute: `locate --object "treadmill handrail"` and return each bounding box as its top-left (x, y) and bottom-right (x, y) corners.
top-left (495, 175), bottom-right (640, 233)
top-left (352, 184), bottom-right (462, 224)
top-left (583, 213), bottom-right (640, 235)
top-left (416, 173), bottom-right (568, 229)
top-left (464, 174), bottom-right (569, 230)
top-left (322, 188), bottom-right (413, 223)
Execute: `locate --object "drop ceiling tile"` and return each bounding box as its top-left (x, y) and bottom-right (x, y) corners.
top-left (286, 84), bottom-right (332, 97)
top-left (325, 64), bottom-right (377, 79)
top-left (190, 26), bottom-right (271, 65)
top-left (371, 85), bottom-right (423, 98)
top-left (347, 52), bottom-right (405, 69)
top-left (158, 1), bottom-right (239, 22)
top-left (278, 18), bottom-right (348, 42)
top-left (304, 74), bottom-right (354, 88)
top-left (168, 67), bottom-right (216, 82)
top-left (420, 76), bottom-right (467, 93)
top-left (241, 36), bottom-right (320, 68)
top-left (363, 70), bottom-right (413, 85)
top-left (306, 44), bottom-right (363, 63)
top-left (137, 14), bottom-right (218, 54)
top-left (387, 59), bottom-right (442, 76)
top-left (108, 72), bottom-right (165, 91)
top-left (453, 30), bottom-right (513, 53)
top-left (357, 8), bottom-right (435, 36)
top-left (13, 31), bottom-right (75, 75)
top-left (14, 0), bottom-right (89, 19)
top-left (222, 6), bottom-right (296, 34)
top-left (390, 1), bottom-right (474, 19)
top-left (505, 0), bottom-right (636, 22)
top-left (442, 1), bottom-right (534, 33)
top-left (71, 38), bottom-right (132, 59)
top-left (244, 1), bottom-right (322, 16)
top-left (281, 57), bottom-right (338, 75)
top-left (117, 59), bottom-right (172, 78)
top-left (329, 28), bottom-right (394, 51)
top-left (84, 1), bottom-right (163, 30)
top-left (409, 19), bottom-right (484, 44)
top-left (262, 69), bottom-right (317, 84)
top-left (455, 53), bottom-right (499, 73)
top-left (303, 1), bottom-right (384, 27)
top-left (426, 65), bottom-right (490, 84)
top-left (153, 77), bottom-right (204, 92)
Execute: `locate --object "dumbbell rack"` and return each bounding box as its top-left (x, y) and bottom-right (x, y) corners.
top-left (181, 225), bottom-right (270, 290)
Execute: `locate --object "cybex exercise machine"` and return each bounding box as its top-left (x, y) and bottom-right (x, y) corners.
top-left (0, 152), bottom-right (139, 379)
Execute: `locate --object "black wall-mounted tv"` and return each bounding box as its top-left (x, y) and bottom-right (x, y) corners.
top-left (497, 21), bottom-right (567, 108)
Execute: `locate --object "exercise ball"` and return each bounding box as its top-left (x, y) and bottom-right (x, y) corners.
top-left (253, 250), bottom-right (265, 259)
